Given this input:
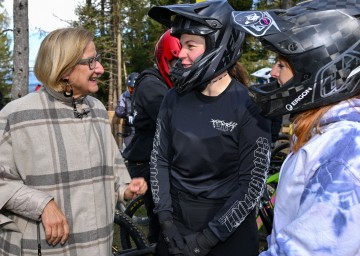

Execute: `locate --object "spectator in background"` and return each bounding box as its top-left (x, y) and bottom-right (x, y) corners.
top-left (122, 29), bottom-right (180, 244)
top-left (115, 72), bottom-right (139, 148)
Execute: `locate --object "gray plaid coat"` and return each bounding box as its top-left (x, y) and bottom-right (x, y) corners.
top-left (0, 86), bottom-right (131, 255)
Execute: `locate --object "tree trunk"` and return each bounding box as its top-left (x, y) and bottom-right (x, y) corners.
top-left (12, 0), bottom-right (29, 100)
top-left (117, 32), bottom-right (122, 107)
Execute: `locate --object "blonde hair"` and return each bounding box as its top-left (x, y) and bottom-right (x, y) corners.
top-left (34, 27), bottom-right (93, 92)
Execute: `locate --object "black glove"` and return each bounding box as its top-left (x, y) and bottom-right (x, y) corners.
top-left (161, 220), bottom-right (185, 255)
top-left (182, 228), bottom-right (219, 256)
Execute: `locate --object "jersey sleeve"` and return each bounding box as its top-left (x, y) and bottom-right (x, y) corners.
top-left (209, 98), bottom-right (271, 241)
top-left (136, 76), bottom-right (168, 123)
top-left (150, 90), bottom-right (175, 221)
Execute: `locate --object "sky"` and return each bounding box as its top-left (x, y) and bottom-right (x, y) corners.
top-left (2, 0), bottom-right (80, 86)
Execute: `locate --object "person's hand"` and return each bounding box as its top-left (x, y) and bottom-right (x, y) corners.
top-left (161, 220), bottom-right (185, 255)
top-left (41, 200), bottom-right (69, 246)
top-left (182, 229), bottom-right (219, 256)
top-left (124, 177), bottom-right (147, 200)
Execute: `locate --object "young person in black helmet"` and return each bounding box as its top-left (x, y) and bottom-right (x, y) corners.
top-left (147, 1), bottom-right (271, 255)
top-left (116, 72), bottom-right (139, 147)
top-left (232, 0), bottom-right (360, 255)
top-left (122, 29), bottom-right (181, 244)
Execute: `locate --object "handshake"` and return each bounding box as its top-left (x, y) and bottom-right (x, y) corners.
top-left (161, 220), bottom-right (219, 256)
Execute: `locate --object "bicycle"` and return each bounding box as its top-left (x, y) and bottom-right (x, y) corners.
top-left (112, 156), bottom-right (154, 255)
top-left (112, 201), bottom-right (156, 256)
top-left (117, 196), bottom-right (150, 251)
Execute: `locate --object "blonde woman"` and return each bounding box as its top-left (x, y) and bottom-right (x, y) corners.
top-left (0, 27), bottom-right (147, 255)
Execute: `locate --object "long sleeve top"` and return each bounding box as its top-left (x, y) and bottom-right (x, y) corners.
top-left (122, 68), bottom-right (168, 162)
top-left (261, 99), bottom-right (360, 256)
top-left (150, 80), bottom-right (271, 241)
top-left (115, 90), bottom-right (132, 118)
top-left (0, 86), bottom-right (131, 256)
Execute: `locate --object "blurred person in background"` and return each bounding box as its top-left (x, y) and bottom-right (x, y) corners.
top-left (122, 29), bottom-right (181, 244)
top-left (115, 72), bottom-right (139, 148)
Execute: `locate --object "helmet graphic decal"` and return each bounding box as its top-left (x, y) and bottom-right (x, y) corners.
top-left (232, 11), bottom-right (279, 37)
top-left (231, 0), bottom-right (360, 117)
top-left (285, 87), bottom-right (313, 112)
top-left (316, 42), bottom-right (360, 98)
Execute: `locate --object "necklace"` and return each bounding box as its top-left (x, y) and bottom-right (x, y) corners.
top-left (208, 73), bottom-right (228, 85)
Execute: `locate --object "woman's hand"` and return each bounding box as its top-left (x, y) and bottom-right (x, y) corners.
top-left (124, 177), bottom-right (148, 200)
top-left (41, 200), bottom-right (69, 246)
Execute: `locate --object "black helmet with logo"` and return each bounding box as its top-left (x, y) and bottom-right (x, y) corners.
top-left (148, 0), bottom-right (245, 93)
top-left (231, 0), bottom-right (360, 117)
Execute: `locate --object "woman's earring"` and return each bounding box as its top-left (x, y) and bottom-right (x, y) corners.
top-left (63, 80), bottom-right (73, 97)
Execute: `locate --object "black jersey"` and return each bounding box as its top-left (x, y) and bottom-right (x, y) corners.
top-left (122, 68), bottom-right (168, 162)
top-left (150, 79), bottom-right (271, 241)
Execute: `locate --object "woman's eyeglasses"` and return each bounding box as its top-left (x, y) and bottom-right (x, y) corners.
top-left (78, 54), bottom-right (101, 70)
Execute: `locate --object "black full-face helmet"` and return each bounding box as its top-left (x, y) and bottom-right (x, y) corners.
top-left (231, 0), bottom-right (360, 117)
top-left (148, 0), bottom-right (245, 93)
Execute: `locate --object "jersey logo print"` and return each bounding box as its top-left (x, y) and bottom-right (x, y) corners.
top-left (210, 119), bottom-right (237, 132)
top-left (150, 118), bottom-right (161, 203)
top-left (218, 137), bottom-right (270, 232)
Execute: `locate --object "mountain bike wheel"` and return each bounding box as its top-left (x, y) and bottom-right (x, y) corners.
top-left (120, 196), bottom-right (149, 250)
top-left (124, 195), bottom-right (149, 225)
top-left (113, 209), bottom-right (149, 252)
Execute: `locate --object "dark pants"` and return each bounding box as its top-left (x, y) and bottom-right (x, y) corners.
top-left (126, 161), bottom-right (160, 244)
top-left (157, 190), bottom-right (259, 256)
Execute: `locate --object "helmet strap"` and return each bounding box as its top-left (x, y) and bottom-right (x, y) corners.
top-left (208, 73), bottom-right (228, 86)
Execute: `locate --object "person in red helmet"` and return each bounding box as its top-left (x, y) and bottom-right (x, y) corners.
top-left (122, 29), bottom-right (180, 244)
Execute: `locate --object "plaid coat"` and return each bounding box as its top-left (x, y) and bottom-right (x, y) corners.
top-left (0, 86), bottom-right (131, 255)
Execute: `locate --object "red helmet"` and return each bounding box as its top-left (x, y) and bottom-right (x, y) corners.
top-left (155, 29), bottom-right (180, 88)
